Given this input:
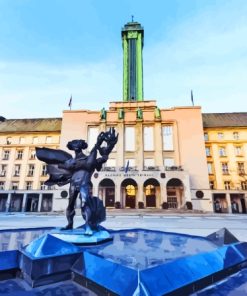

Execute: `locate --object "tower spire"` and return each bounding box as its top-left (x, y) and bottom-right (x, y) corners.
top-left (122, 20), bottom-right (144, 101)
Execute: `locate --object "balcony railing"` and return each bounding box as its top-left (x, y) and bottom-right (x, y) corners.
top-left (165, 166), bottom-right (183, 171)
top-left (101, 166), bottom-right (183, 172)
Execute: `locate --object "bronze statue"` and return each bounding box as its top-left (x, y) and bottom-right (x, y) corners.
top-left (36, 128), bottom-right (118, 235)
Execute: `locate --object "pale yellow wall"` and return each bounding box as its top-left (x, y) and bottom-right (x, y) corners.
top-left (205, 127), bottom-right (247, 190)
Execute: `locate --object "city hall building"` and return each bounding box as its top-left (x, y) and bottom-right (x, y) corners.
top-left (0, 21), bottom-right (246, 214)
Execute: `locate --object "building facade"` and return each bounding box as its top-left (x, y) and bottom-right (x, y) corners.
top-left (203, 113), bottom-right (247, 214)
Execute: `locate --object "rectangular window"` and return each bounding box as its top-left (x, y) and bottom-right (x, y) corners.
top-left (27, 164), bottom-right (35, 176)
top-left (16, 150), bottom-right (23, 160)
top-left (164, 158), bottom-right (175, 168)
top-left (209, 181), bottom-right (214, 189)
top-left (204, 133), bottom-right (209, 141)
top-left (2, 150), bottom-right (10, 160)
top-left (237, 162), bottom-right (245, 175)
top-left (241, 181), bottom-right (247, 190)
top-left (233, 132), bottom-right (239, 140)
top-left (106, 158), bottom-right (116, 167)
top-left (125, 158), bottom-right (136, 167)
top-left (205, 147), bottom-right (211, 156)
top-left (218, 133), bottom-right (224, 140)
top-left (125, 126), bottom-right (135, 151)
top-left (33, 137), bottom-right (39, 144)
top-left (41, 164), bottom-right (47, 176)
top-left (162, 126), bottom-right (174, 150)
top-left (13, 165), bottom-right (21, 177)
top-left (46, 136), bottom-right (52, 143)
top-left (26, 181), bottom-right (33, 190)
top-left (235, 146), bottom-right (242, 156)
top-left (219, 147), bottom-right (226, 157)
top-left (0, 165), bottom-right (7, 177)
top-left (143, 126), bottom-right (154, 151)
top-left (19, 137), bottom-right (25, 144)
top-left (40, 181), bottom-right (46, 190)
top-left (30, 150), bottom-right (36, 159)
top-left (207, 163), bottom-right (213, 174)
top-left (6, 137), bottom-right (12, 144)
top-left (88, 127), bottom-right (99, 151)
top-left (144, 158), bottom-right (155, 169)
top-left (0, 182), bottom-right (5, 190)
top-left (222, 162), bottom-right (229, 174)
top-left (224, 181), bottom-right (231, 190)
top-left (11, 182), bottom-right (19, 190)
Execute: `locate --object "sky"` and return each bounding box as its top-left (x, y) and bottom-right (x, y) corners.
top-left (0, 0), bottom-right (247, 119)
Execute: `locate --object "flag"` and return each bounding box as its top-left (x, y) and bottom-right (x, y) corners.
top-left (68, 95), bottom-right (72, 109)
top-left (191, 90), bottom-right (194, 106)
top-left (124, 160), bottom-right (130, 173)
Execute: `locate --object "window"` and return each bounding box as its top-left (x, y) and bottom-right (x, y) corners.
top-left (13, 165), bottom-right (21, 177)
top-left (2, 150), bottom-right (10, 160)
top-left (125, 126), bottom-right (135, 151)
top-left (235, 146), bottom-right (242, 156)
top-left (219, 147), bottom-right (226, 157)
top-left (40, 181), bottom-right (46, 190)
top-left (30, 150), bottom-right (36, 160)
top-left (0, 182), bottom-right (5, 190)
top-left (6, 137), bottom-right (12, 144)
top-left (41, 164), bottom-right (47, 176)
top-left (88, 127), bottom-right (99, 151)
top-left (233, 132), bottom-right (239, 140)
top-left (46, 136), bottom-right (52, 144)
top-left (0, 165), bottom-right (7, 177)
top-left (207, 163), bottom-right (213, 174)
top-left (204, 133), bottom-right (209, 141)
top-left (224, 181), bottom-right (231, 190)
top-left (222, 162), bottom-right (229, 174)
top-left (162, 126), bottom-right (174, 150)
top-left (205, 147), bottom-right (211, 156)
top-left (26, 181), bottom-right (33, 190)
top-left (143, 126), bottom-right (154, 151)
top-left (209, 181), bottom-right (214, 189)
top-left (125, 158), bottom-right (135, 168)
top-left (218, 133), bottom-right (224, 140)
top-left (106, 158), bottom-right (116, 167)
top-left (16, 150), bottom-right (23, 160)
top-left (144, 158), bottom-right (155, 168)
top-left (237, 162), bottom-right (245, 175)
top-left (164, 158), bottom-right (175, 168)
top-left (241, 181), bottom-right (247, 190)
top-left (33, 137), bottom-right (39, 144)
top-left (19, 137), bottom-right (25, 144)
top-left (11, 182), bottom-right (19, 190)
top-left (27, 164), bottom-right (35, 176)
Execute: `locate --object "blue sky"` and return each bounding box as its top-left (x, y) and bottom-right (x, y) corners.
top-left (0, 0), bottom-right (247, 118)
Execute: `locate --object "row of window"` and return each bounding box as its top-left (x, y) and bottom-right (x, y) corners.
top-left (88, 125), bottom-right (174, 152)
top-left (5, 136), bottom-right (53, 145)
top-left (104, 158), bottom-right (175, 169)
top-left (206, 146), bottom-right (245, 157)
top-left (0, 181), bottom-right (54, 191)
top-left (209, 181), bottom-right (247, 190)
top-left (1, 149), bottom-right (36, 161)
top-left (204, 131), bottom-right (241, 141)
top-left (207, 162), bottom-right (246, 175)
top-left (0, 164), bottom-right (47, 177)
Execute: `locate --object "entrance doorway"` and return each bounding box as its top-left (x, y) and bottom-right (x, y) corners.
top-left (144, 178), bottom-right (160, 208)
top-left (9, 194), bottom-right (23, 212)
top-left (26, 194), bottom-right (39, 212)
top-left (98, 179), bottom-right (115, 207)
top-left (41, 194), bottom-right (53, 212)
top-left (0, 193), bottom-right (8, 212)
top-left (166, 178), bottom-right (184, 209)
top-left (213, 194), bottom-right (228, 213)
top-left (121, 178), bottom-right (137, 208)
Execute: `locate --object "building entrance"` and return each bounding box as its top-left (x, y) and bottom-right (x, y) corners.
top-left (99, 179), bottom-right (115, 207)
top-left (121, 178), bottom-right (137, 208)
top-left (25, 194), bottom-right (39, 212)
top-left (144, 178), bottom-right (160, 208)
top-left (166, 178), bottom-right (184, 209)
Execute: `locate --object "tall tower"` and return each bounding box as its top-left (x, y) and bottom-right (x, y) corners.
top-left (122, 20), bottom-right (144, 101)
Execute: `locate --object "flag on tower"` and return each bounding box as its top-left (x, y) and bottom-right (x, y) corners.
top-left (191, 90), bottom-right (194, 106)
top-left (68, 95), bottom-right (72, 110)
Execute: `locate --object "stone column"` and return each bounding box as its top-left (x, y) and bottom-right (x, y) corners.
top-left (226, 193), bottom-right (232, 213)
top-left (37, 193), bottom-right (42, 212)
top-left (6, 193), bottom-right (11, 212)
top-left (21, 193), bottom-right (27, 212)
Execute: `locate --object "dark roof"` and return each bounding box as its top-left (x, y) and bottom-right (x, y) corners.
top-left (202, 113), bottom-right (247, 128)
top-left (0, 118), bottom-right (62, 133)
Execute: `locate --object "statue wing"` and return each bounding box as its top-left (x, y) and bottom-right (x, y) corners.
top-left (45, 164), bottom-right (72, 186)
top-left (36, 147), bottom-right (72, 164)
top-left (35, 147), bottom-right (73, 186)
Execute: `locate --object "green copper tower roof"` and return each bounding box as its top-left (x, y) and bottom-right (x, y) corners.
top-left (122, 21), bottom-right (144, 101)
